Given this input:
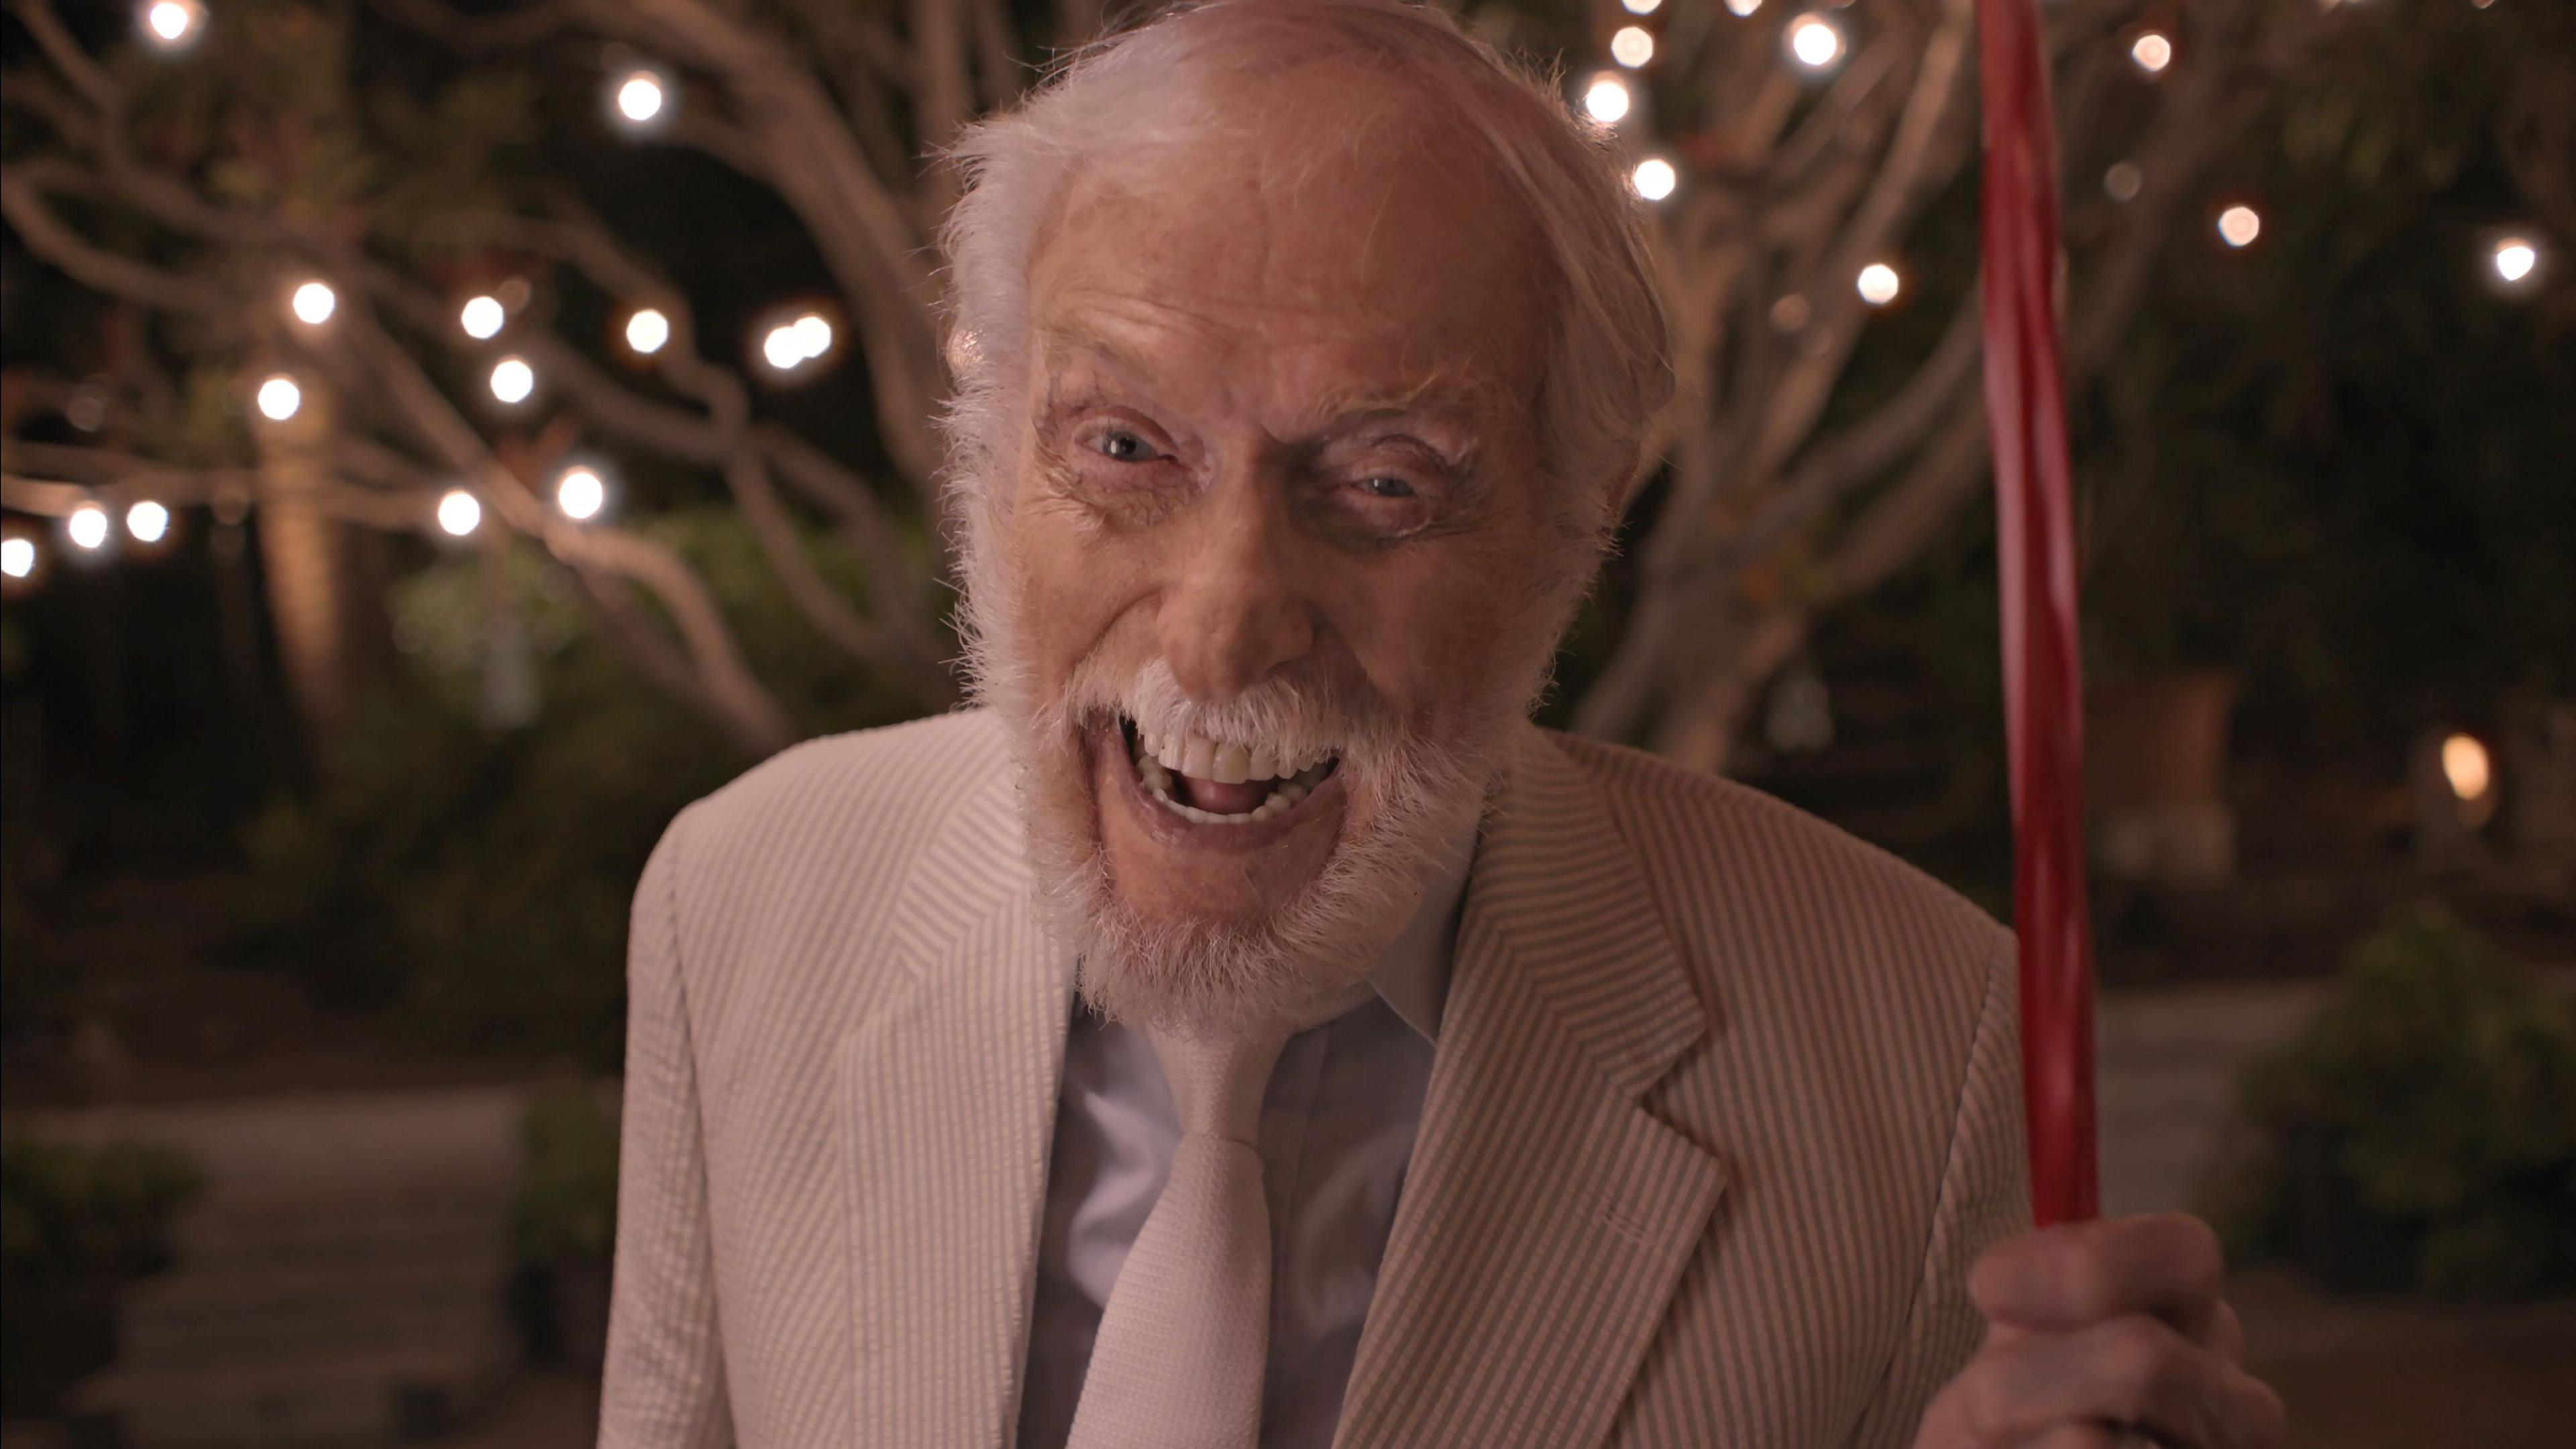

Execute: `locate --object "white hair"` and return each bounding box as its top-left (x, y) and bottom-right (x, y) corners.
top-left (935, 0), bottom-right (1674, 570)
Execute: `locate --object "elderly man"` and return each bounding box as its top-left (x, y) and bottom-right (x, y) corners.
top-left (599, 3), bottom-right (2283, 1447)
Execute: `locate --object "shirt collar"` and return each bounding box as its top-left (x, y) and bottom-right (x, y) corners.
top-left (1368, 823), bottom-right (1477, 1046)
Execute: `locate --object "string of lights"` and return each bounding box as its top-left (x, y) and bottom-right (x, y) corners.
top-left (0, 0), bottom-right (2553, 596)
top-left (1583, 0), bottom-right (2546, 315)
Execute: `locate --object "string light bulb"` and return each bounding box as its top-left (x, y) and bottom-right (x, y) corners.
top-left (556, 467), bottom-right (607, 521)
top-left (256, 375), bottom-right (303, 421)
top-left (140, 1), bottom-right (203, 52)
top-left (1856, 262), bottom-right (1902, 306)
top-left (2216, 204), bottom-right (2261, 248)
top-left (1631, 157), bottom-right (1678, 202)
top-left (612, 66), bottom-right (674, 132)
top-left (625, 307), bottom-right (672, 355)
top-left (490, 356), bottom-right (535, 404)
top-left (1, 537), bottom-right (34, 580)
top-left (1725, 0), bottom-right (1763, 14)
top-left (1582, 73), bottom-right (1632, 125)
top-left (68, 504), bottom-right (111, 551)
top-left (126, 501), bottom-right (170, 543)
top-left (460, 294), bottom-right (506, 339)
top-left (761, 325), bottom-right (808, 371)
top-left (1611, 26), bottom-right (1655, 68)
top-left (437, 490), bottom-right (482, 537)
top-left (1621, 0), bottom-right (1663, 13)
top-left (1786, 15), bottom-right (1845, 72)
top-left (290, 280), bottom-right (336, 325)
top-left (2130, 32), bottom-right (2173, 75)
top-left (2491, 236), bottom-right (2539, 286)
top-left (2442, 734), bottom-right (2492, 803)
top-left (791, 313), bottom-right (833, 358)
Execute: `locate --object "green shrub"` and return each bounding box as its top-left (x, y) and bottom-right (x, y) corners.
top-left (1, 1137), bottom-right (204, 1414)
top-left (2224, 904), bottom-right (2576, 1299)
top-left (512, 1087), bottom-right (621, 1265)
top-left (237, 508), bottom-right (938, 1066)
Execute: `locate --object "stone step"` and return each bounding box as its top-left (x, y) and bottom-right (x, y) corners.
top-left (171, 1184), bottom-right (511, 1271)
top-left (117, 1255), bottom-right (517, 1375)
top-left (12, 1085), bottom-right (529, 1200)
top-left (67, 1341), bottom-right (514, 1449)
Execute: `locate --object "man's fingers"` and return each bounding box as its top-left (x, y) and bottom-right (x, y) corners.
top-left (2204, 1299), bottom-right (2245, 1363)
top-left (1970, 1214), bottom-right (2225, 1332)
top-left (1954, 1313), bottom-right (2282, 1449)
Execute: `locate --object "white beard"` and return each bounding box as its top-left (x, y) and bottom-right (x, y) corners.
top-left (955, 490), bottom-right (1590, 1036)
top-left (1005, 653), bottom-right (1503, 1037)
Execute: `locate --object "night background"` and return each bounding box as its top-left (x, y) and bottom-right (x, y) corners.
top-left (3, 0), bottom-right (2571, 1444)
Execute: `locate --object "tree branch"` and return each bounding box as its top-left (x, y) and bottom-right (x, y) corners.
top-left (7, 0), bottom-right (117, 113)
top-left (0, 168), bottom-right (232, 317)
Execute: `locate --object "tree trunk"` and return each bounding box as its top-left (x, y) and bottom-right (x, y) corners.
top-left (253, 382), bottom-right (348, 745)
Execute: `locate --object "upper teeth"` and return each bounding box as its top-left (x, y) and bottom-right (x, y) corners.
top-left (1142, 730), bottom-right (1329, 784)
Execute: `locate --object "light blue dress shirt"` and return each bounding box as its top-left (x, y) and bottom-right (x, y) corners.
top-left (1016, 855), bottom-right (1472, 1449)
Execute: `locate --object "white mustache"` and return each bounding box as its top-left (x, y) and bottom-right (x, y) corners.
top-left (1065, 659), bottom-right (1389, 771)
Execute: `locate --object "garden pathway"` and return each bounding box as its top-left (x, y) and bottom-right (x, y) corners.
top-left (10, 979), bottom-right (2570, 1448)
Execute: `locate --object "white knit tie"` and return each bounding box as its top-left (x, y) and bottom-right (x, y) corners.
top-left (1063, 1019), bottom-right (1297, 1449)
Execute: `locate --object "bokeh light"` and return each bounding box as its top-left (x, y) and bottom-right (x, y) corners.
top-left (140, 1), bottom-right (202, 51)
top-left (68, 504), bottom-right (111, 551)
top-left (2217, 204), bottom-right (2262, 248)
top-left (2441, 734), bottom-right (2492, 802)
top-left (1787, 15), bottom-right (1845, 72)
top-left (126, 500), bottom-right (170, 544)
top-left (1, 537), bottom-right (34, 580)
top-left (437, 490), bottom-right (482, 537)
top-left (791, 313), bottom-right (833, 358)
top-left (2491, 237), bottom-right (2538, 286)
top-left (625, 307), bottom-right (672, 355)
top-left (2131, 32), bottom-right (2173, 75)
top-left (290, 280), bottom-right (336, 325)
top-left (556, 468), bottom-right (606, 521)
top-left (460, 294), bottom-right (506, 340)
top-left (1856, 262), bottom-right (1902, 306)
top-left (1582, 74), bottom-right (1632, 125)
top-left (490, 356), bottom-right (535, 404)
top-left (1631, 158), bottom-right (1678, 203)
top-left (2103, 161), bottom-right (2145, 203)
top-left (256, 375), bottom-right (303, 421)
top-left (1611, 26), bottom-right (1655, 68)
top-left (614, 70), bottom-right (668, 127)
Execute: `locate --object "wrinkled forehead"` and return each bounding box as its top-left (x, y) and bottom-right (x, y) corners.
top-left (1023, 58), bottom-right (1554, 412)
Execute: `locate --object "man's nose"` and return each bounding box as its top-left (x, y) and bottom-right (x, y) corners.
top-left (1159, 477), bottom-right (1316, 700)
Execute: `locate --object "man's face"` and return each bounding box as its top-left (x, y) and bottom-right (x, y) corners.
top-left (983, 68), bottom-right (1593, 1030)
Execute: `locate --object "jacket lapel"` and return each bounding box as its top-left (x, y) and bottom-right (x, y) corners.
top-left (839, 763), bottom-right (1076, 1448)
top-left (1337, 724), bottom-right (1729, 1448)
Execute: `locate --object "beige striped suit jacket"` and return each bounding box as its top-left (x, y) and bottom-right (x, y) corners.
top-left (600, 708), bottom-right (2031, 1448)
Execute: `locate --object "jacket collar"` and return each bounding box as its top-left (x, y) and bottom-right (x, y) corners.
top-left (1335, 722), bottom-right (1727, 1448)
top-left (1461, 722), bottom-right (1712, 1093)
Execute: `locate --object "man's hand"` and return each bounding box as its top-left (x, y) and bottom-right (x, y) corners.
top-left (1911, 1214), bottom-right (2288, 1449)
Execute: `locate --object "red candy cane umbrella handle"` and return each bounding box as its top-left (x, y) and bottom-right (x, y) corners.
top-left (1975, 0), bottom-right (2100, 1228)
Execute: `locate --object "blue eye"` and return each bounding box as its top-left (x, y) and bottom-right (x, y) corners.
top-left (1096, 431), bottom-right (1156, 462)
top-left (1360, 476), bottom-right (1416, 499)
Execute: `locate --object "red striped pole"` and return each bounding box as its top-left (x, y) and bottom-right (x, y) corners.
top-left (1974, 0), bottom-right (2100, 1228)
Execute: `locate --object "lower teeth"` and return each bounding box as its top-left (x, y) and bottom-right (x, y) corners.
top-left (1132, 745), bottom-right (1320, 826)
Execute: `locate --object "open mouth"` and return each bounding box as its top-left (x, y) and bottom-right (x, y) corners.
top-left (1118, 715), bottom-right (1340, 826)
